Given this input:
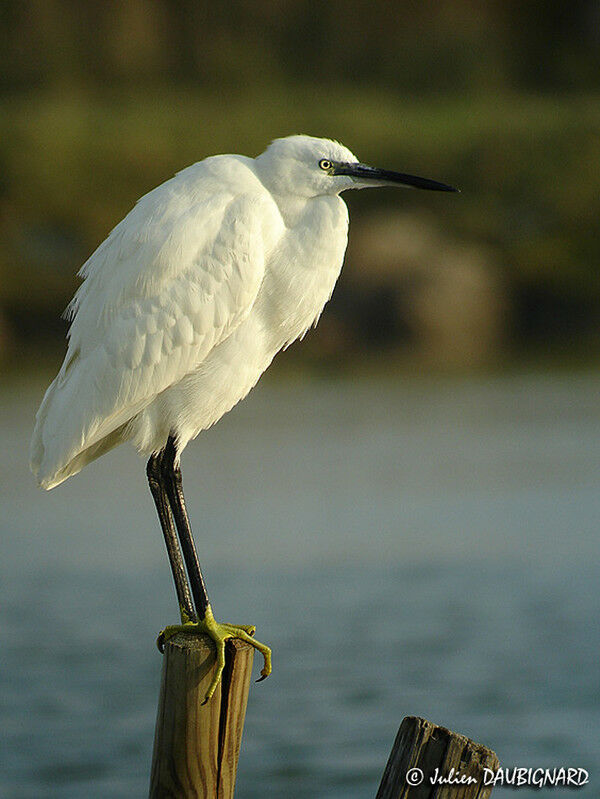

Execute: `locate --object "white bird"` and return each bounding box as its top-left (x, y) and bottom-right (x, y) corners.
top-left (31, 135), bottom-right (457, 701)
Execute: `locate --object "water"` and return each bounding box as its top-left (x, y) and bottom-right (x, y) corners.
top-left (1, 370), bottom-right (599, 797)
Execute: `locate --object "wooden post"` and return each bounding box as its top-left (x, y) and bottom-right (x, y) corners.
top-left (376, 716), bottom-right (500, 799)
top-left (149, 634), bottom-right (254, 798)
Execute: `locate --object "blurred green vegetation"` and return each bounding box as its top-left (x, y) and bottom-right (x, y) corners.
top-left (1, 1), bottom-right (599, 367)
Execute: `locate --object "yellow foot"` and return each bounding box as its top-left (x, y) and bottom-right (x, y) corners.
top-left (156, 604), bottom-right (271, 704)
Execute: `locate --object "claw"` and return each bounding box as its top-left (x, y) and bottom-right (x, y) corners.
top-left (156, 623), bottom-right (184, 654)
top-left (256, 663), bottom-right (271, 682)
top-left (156, 604), bottom-right (271, 704)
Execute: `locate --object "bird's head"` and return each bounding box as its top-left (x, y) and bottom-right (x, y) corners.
top-left (255, 135), bottom-right (458, 199)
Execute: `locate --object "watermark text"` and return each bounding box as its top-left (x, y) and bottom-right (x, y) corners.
top-left (404, 765), bottom-right (589, 789)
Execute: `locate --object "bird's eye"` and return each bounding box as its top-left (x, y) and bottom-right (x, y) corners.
top-left (319, 159), bottom-right (333, 171)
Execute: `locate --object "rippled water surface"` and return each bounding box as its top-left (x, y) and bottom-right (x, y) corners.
top-left (1, 371), bottom-right (599, 797)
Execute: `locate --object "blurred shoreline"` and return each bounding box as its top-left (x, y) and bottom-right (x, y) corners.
top-left (3, 335), bottom-right (599, 391)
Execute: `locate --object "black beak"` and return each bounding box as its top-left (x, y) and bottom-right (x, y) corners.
top-left (333, 162), bottom-right (459, 192)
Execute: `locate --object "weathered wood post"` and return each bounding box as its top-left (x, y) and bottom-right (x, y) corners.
top-left (376, 716), bottom-right (500, 798)
top-left (149, 634), bottom-right (254, 798)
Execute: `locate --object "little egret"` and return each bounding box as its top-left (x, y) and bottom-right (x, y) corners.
top-left (31, 135), bottom-right (457, 702)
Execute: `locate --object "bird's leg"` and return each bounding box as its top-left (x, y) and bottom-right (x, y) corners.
top-left (147, 453), bottom-right (196, 625)
top-left (157, 434), bottom-right (271, 704)
top-left (160, 435), bottom-right (210, 616)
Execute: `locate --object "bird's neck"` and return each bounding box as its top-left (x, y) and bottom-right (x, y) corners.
top-left (268, 192), bottom-right (321, 228)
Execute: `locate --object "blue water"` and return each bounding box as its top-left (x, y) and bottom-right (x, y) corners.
top-left (1, 370), bottom-right (599, 797)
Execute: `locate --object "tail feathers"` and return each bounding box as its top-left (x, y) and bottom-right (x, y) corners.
top-left (34, 425), bottom-right (127, 489)
top-left (29, 377), bottom-right (68, 489)
top-left (30, 375), bottom-right (62, 487)
top-left (30, 364), bottom-right (130, 490)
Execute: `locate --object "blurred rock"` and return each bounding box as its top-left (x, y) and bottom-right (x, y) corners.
top-left (340, 211), bottom-right (507, 366)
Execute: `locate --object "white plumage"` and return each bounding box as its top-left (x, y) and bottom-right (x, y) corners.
top-left (31, 136), bottom-right (356, 488)
top-left (31, 134), bottom-right (456, 490)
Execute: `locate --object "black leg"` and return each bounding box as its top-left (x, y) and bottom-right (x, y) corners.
top-left (147, 453), bottom-right (197, 623)
top-left (161, 435), bottom-right (211, 618)
top-left (153, 436), bottom-right (272, 697)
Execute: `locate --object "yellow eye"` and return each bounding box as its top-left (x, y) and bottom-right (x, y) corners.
top-left (319, 159), bottom-right (333, 171)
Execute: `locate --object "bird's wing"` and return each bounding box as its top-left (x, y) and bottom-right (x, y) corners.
top-left (32, 163), bottom-right (278, 488)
